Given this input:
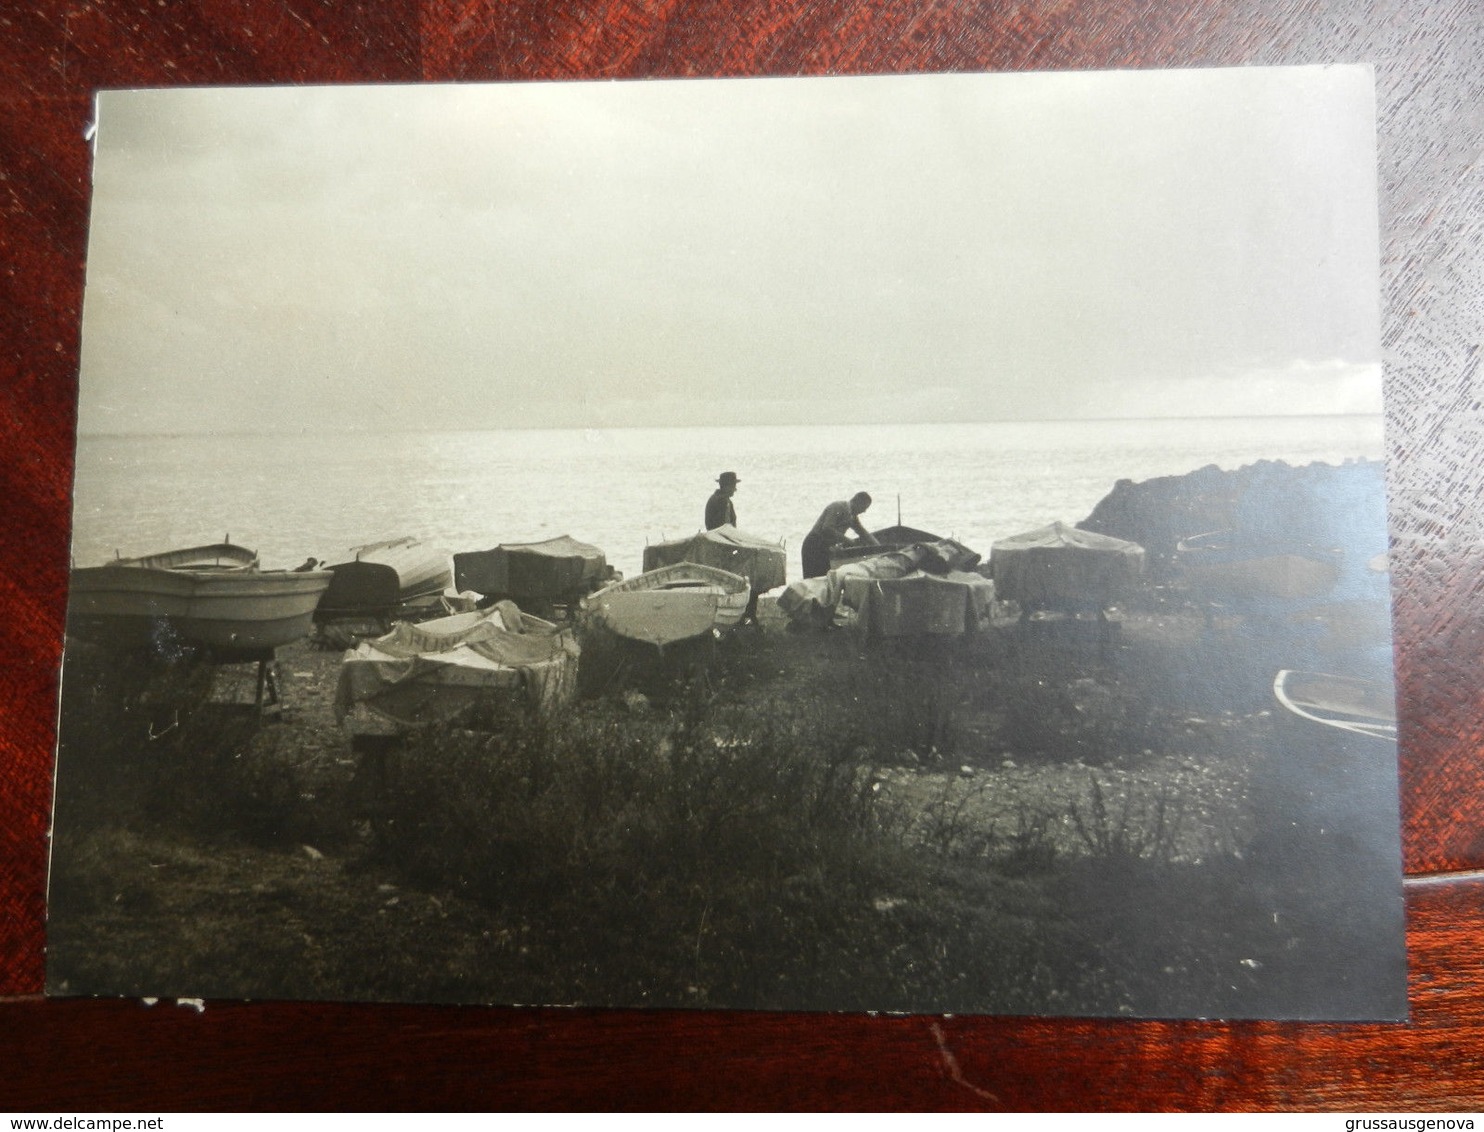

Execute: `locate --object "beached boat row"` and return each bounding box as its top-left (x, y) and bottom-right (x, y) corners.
top-left (63, 532), bottom-right (763, 722)
top-left (67, 496), bottom-right (1394, 740)
top-left (66, 524), bottom-right (783, 655)
top-left (69, 507), bottom-right (1390, 657)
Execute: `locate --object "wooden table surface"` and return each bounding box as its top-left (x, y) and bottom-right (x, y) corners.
top-left (3, 0), bottom-right (1482, 1111)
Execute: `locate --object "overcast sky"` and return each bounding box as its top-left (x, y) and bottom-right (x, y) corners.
top-left (77, 67), bottom-right (1382, 435)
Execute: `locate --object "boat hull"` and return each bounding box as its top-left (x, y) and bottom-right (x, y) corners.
top-left (453, 536), bottom-right (608, 600)
top-left (68, 566), bottom-right (333, 656)
top-left (585, 563), bottom-right (749, 647)
top-left (317, 537), bottom-right (452, 618)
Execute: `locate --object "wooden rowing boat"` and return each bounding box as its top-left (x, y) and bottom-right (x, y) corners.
top-left (583, 562), bottom-right (749, 648)
top-left (68, 543), bottom-right (332, 657)
top-left (827, 524), bottom-right (944, 569)
top-left (110, 541), bottom-right (260, 572)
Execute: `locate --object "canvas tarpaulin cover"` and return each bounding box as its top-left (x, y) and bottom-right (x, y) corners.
top-left (641, 524), bottom-right (787, 592)
top-left (990, 522), bottom-right (1145, 610)
top-left (850, 570), bottom-right (996, 638)
top-left (778, 544), bottom-right (922, 626)
top-left (452, 535), bottom-right (607, 598)
top-left (778, 541), bottom-right (989, 632)
top-left (335, 602), bottom-right (580, 727)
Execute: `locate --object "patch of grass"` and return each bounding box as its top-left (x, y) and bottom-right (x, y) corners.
top-left (350, 691), bottom-right (1133, 1011)
top-left (1068, 773), bottom-right (1183, 865)
top-left (370, 696), bottom-right (895, 906)
top-left (909, 776), bottom-right (1062, 876)
top-left (51, 609), bottom-right (1308, 1016)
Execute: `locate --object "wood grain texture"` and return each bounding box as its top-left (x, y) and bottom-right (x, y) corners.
top-left (2, 0), bottom-right (1481, 1108)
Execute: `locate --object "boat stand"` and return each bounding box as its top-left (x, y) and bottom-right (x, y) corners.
top-left (211, 647), bottom-right (284, 717)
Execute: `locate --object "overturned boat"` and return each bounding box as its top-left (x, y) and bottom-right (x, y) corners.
top-left (315, 536), bottom-right (452, 620)
top-left (336, 602), bottom-right (580, 730)
top-left (584, 562), bottom-right (749, 648)
top-left (453, 535), bottom-right (609, 607)
top-left (642, 524), bottom-right (787, 593)
top-left (68, 542), bottom-right (332, 657)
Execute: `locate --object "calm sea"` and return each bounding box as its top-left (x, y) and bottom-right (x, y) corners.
top-left (70, 417), bottom-right (1385, 580)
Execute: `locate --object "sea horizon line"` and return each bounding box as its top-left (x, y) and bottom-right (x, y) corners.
top-left (75, 412), bottom-right (1386, 442)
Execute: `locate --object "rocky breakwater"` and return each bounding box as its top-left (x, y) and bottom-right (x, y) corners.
top-left (1078, 458), bottom-right (1390, 585)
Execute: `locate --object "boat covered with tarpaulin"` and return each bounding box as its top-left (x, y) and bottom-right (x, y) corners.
top-left (990, 522), bottom-right (1145, 613)
top-left (847, 571), bottom-right (996, 639)
top-left (453, 536), bottom-right (609, 603)
top-left (335, 601), bottom-right (580, 729)
top-left (584, 562), bottom-right (749, 648)
top-left (68, 542), bottom-right (331, 657)
top-left (778, 540), bottom-right (989, 634)
top-left (315, 536), bottom-right (452, 619)
top-left (641, 524), bottom-right (787, 593)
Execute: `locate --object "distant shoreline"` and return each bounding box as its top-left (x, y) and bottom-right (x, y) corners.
top-left (75, 411), bottom-right (1387, 442)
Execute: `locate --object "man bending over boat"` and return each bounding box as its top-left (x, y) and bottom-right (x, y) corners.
top-left (802, 492), bottom-right (878, 579)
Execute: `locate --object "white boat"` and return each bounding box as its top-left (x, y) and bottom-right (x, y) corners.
top-left (584, 562), bottom-right (750, 648)
top-left (68, 542), bottom-right (331, 657)
top-left (109, 541), bottom-right (260, 572)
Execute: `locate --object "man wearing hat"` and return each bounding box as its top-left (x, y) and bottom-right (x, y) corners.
top-left (705, 471), bottom-right (740, 530)
top-left (705, 470), bottom-right (761, 627)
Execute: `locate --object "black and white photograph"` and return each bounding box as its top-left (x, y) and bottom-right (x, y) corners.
top-left (48, 67), bottom-right (1404, 1019)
